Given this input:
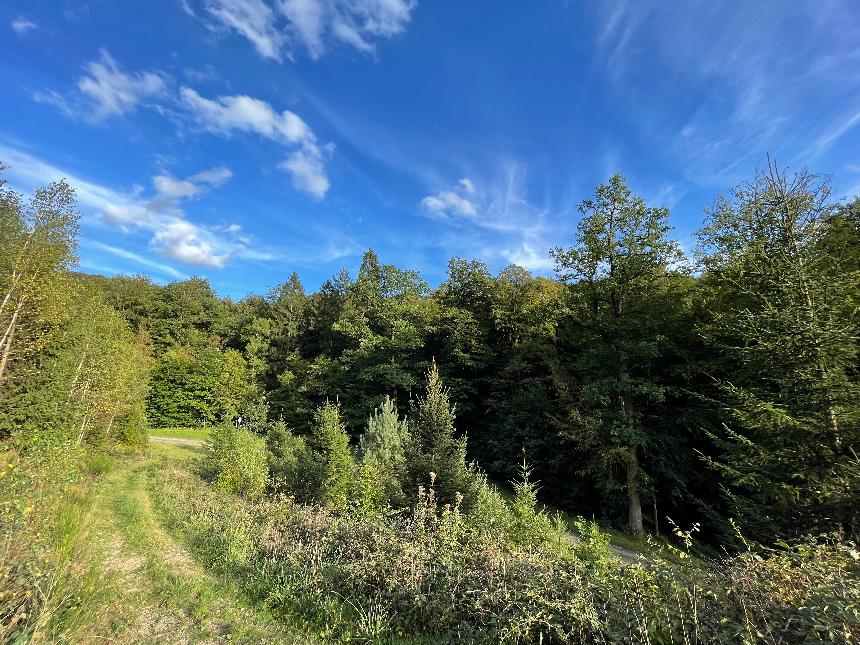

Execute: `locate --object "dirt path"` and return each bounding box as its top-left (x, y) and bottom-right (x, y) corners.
top-left (87, 446), bottom-right (292, 644)
top-left (148, 435), bottom-right (206, 447)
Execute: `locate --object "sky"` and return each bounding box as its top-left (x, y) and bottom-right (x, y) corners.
top-left (2, 1), bottom-right (859, 298)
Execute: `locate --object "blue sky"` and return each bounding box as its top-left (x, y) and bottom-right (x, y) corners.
top-left (2, 1), bottom-right (859, 297)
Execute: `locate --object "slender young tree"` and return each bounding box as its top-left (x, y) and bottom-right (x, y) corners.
top-left (0, 178), bottom-right (79, 384)
top-left (310, 401), bottom-right (354, 509)
top-left (552, 174), bottom-right (686, 537)
top-left (360, 396), bottom-right (409, 504)
top-left (404, 360), bottom-right (477, 508)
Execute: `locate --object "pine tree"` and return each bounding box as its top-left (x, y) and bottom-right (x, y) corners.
top-left (360, 395), bottom-right (409, 504)
top-left (310, 401), bottom-right (354, 509)
top-left (404, 360), bottom-right (478, 508)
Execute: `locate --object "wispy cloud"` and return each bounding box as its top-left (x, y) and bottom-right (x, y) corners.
top-left (33, 50), bottom-right (331, 198)
top-left (149, 166), bottom-right (233, 214)
top-left (421, 179), bottom-right (478, 217)
top-left (34, 49), bottom-right (168, 122)
top-left (418, 163), bottom-right (565, 273)
top-left (202, 0), bottom-right (284, 60)
top-left (193, 0), bottom-right (417, 61)
top-left (0, 144), bottom-right (266, 269)
top-left (801, 110), bottom-right (860, 160)
top-left (86, 240), bottom-right (189, 279)
top-left (592, 1), bottom-right (860, 184)
top-left (11, 17), bottom-right (38, 35)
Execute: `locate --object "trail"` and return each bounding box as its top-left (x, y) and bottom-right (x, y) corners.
top-left (87, 444), bottom-right (292, 644)
top-left (148, 435), bottom-right (206, 447)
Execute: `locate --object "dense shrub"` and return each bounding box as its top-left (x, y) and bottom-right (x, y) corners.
top-left (153, 462), bottom-right (860, 644)
top-left (207, 424), bottom-right (269, 499)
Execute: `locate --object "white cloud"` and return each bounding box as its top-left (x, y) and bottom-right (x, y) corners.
top-left (11, 17), bottom-right (38, 34)
top-left (87, 241), bottom-right (189, 279)
top-left (421, 178), bottom-right (478, 217)
top-left (180, 87), bottom-right (331, 197)
top-left (34, 49), bottom-right (167, 121)
top-left (151, 220), bottom-right (230, 268)
top-left (416, 164), bottom-right (566, 274)
top-left (421, 190), bottom-right (477, 217)
top-left (195, 0), bottom-right (417, 60)
top-left (503, 243), bottom-right (554, 272)
top-left (149, 165), bottom-right (233, 213)
top-left (0, 145), bottom-right (260, 269)
top-left (33, 49), bottom-right (332, 198)
top-left (458, 177), bottom-right (476, 194)
top-left (846, 163), bottom-right (860, 173)
top-left (280, 146), bottom-right (330, 198)
top-left (179, 87), bottom-right (311, 142)
top-left (203, 0), bottom-right (285, 60)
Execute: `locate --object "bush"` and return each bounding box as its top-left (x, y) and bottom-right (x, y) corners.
top-left (207, 424), bottom-right (268, 499)
top-left (155, 456), bottom-right (860, 643)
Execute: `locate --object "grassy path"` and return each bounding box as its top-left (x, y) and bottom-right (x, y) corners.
top-left (88, 443), bottom-right (299, 644)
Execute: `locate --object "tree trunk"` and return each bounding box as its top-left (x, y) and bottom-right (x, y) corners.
top-left (0, 299), bottom-right (22, 384)
top-left (627, 444), bottom-right (644, 537)
top-left (619, 357), bottom-right (644, 538)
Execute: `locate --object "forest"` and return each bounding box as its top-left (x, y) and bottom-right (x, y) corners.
top-left (1, 161), bottom-right (859, 643)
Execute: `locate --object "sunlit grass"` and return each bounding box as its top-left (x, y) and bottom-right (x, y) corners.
top-left (148, 426), bottom-right (210, 442)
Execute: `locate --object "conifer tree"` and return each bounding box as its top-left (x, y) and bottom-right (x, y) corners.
top-left (360, 395), bottom-right (409, 504)
top-left (404, 360), bottom-right (477, 508)
top-left (697, 161), bottom-right (859, 540)
top-left (310, 401), bottom-right (354, 509)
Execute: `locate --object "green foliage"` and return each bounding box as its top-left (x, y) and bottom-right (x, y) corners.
top-left (404, 360), bottom-right (480, 509)
top-left (697, 162), bottom-right (860, 541)
top-left (266, 420), bottom-right (306, 494)
top-left (307, 401), bottom-right (354, 509)
top-left (207, 424), bottom-right (269, 499)
top-left (147, 345), bottom-right (223, 428)
top-left (509, 460), bottom-right (571, 554)
top-left (359, 395), bottom-right (408, 505)
top-left (215, 348), bottom-right (256, 422)
top-left (0, 448), bottom-right (114, 643)
top-left (157, 456), bottom-right (860, 644)
top-left (350, 459), bottom-right (387, 517)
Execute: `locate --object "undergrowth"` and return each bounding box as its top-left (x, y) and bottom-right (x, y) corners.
top-left (151, 457), bottom-right (860, 644)
top-left (0, 446), bottom-right (116, 644)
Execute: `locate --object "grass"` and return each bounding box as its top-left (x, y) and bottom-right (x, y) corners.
top-left (0, 448), bottom-right (119, 643)
top-left (88, 443), bottom-right (295, 643)
top-left (148, 426), bottom-right (210, 442)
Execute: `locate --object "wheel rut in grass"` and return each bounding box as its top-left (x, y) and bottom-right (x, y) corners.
top-left (89, 450), bottom-right (292, 644)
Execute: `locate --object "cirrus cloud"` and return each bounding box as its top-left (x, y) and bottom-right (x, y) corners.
top-left (194, 0), bottom-right (417, 61)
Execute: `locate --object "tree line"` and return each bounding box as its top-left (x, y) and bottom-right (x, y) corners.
top-left (2, 159), bottom-right (857, 545)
